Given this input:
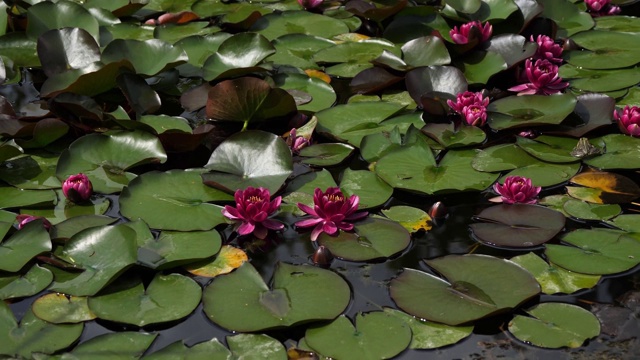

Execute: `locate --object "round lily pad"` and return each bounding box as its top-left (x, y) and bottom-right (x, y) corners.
top-left (339, 169), bottom-right (392, 209)
top-left (0, 220), bottom-right (51, 272)
top-left (545, 229), bottom-right (640, 275)
top-left (422, 122), bottom-right (487, 148)
top-left (298, 143), bottom-right (354, 167)
top-left (202, 130), bottom-right (293, 194)
top-left (390, 254), bottom-right (540, 325)
top-left (50, 332), bottom-right (157, 359)
top-left (272, 72), bottom-right (336, 112)
top-left (0, 186), bottom-right (56, 209)
top-left (120, 169), bottom-right (230, 231)
top-left (0, 154), bottom-right (61, 190)
top-left (251, 11), bottom-right (350, 41)
top-left (51, 215), bottom-right (117, 240)
top-left (584, 134), bottom-right (640, 170)
top-left (202, 262), bottom-right (351, 332)
top-left (508, 303), bottom-right (600, 348)
top-left (0, 264), bottom-right (53, 300)
top-left (381, 206), bottom-right (432, 233)
top-left (470, 204), bottom-right (566, 248)
top-left (88, 273), bottom-right (201, 327)
top-left (32, 293), bottom-right (96, 324)
top-left (562, 199), bottom-right (621, 221)
top-left (137, 228), bottom-right (222, 270)
top-left (510, 252), bottom-right (600, 295)
top-left (25, 190), bottom-right (110, 225)
top-left (0, 302), bottom-right (83, 358)
top-left (101, 38), bottom-right (187, 76)
top-left (202, 32), bottom-right (274, 81)
top-left (318, 218), bottom-right (410, 262)
top-left (487, 94), bottom-right (577, 130)
top-left (305, 312), bottom-right (411, 360)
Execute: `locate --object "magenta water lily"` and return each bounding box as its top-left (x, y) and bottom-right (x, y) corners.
top-left (295, 187), bottom-right (368, 241)
top-left (62, 173), bottom-right (93, 203)
top-left (448, 91), bottom-right (489, 126)
top-left (449, 21), bottom-right (492, 45)
top-left (222, 187), bottom-right (284, 240)
top-left (509, 59), bottom-right (569, 96)
top-left (585, 0), bottom-right (621, 17)
top-left (531, 35), bottom-right (563, 64)
top-left (614, 105), bottom-right (640, 137)
top-left (298, 0), bottom-right (323, 10)
top-left (493, 176), bottom-right (541, 204)
top-left (16, 214), bottom-right (52, 231)
top-left (287, 128), bottom-right (311, 154)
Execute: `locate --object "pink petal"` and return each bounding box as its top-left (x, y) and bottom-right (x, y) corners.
top-left (310, 224), bottom-right (325, 241)
top-left (222, 206), bottom-right (242, 220)
top-left (263, 219), bottom-right (284, 231)
top-left (237, 222), bottom-right (255, 236)
top-left (322, 221), bottom-right (338, 236)
top-left (295, 217), bottom-right (324, 228)
top-left (297, 203), bottom-right (317, 217)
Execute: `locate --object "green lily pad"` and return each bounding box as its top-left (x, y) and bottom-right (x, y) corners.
top-left (359, 126), bottom-right (403, 163)
top-left (390, 254), bottom-right (540, 325)
top-left (508, 303), bottom-right (600, 348)
top-left (45, 332), bottom-right (157, 360)
top-left (227, 334), bottom-right (287, 359)
top-left (405, 66), bottom-right (468, 110)
top-left (422, 122), bottom-right (487, 148)
top-left (138, 115), bottom-right (192, 134)
top-left (383, 308), bottom-right (473, 349)
top-left (537, 0), bottom-right (594, 37)
top-left (0, 220), bottom-right (51, 272)
top-left (25, 190), bottom-right (110, 225)
top-left (88, 273), bottom-right (201, 327)
top-left (510, 252), bottom-right (600, 295)
top-left (27, 0), bottom-right (100, 41)
top-left (487, 94), bottom-right (577, 130)
top-left (0, 302), bottom-right (83, 358)
top-left (282, 169), bottom-right (337, 215)
top-left (37, 28), bottom-right (101, 78)
top-left (203, 262), bottom-right (351, 332)
top-left (154, 22), bottom-right (220, 44)
top-left (0, 154), bottom-right (61, 190)
top-left (0, 139), bottom-right (22, 163)
top-left (202, 130), bottom-right (293, 194)
top-left (313, 40), bottom-right (400, 78)
top-left (606, 214), bottom-right (640, 232)
top-left (315, 102), bottom-right (414, 147)
top-left (32, 293), bottom-right (96, 324)
top-left (250, 11), bottom-right (350, 40)
top-left (39, 60), bottom-right (136, 98)
top-left (457, 51), bottom-right (507, 85)
top-left (0, 33), bottom-right (40, 68)
top-left (339, 169), bottom-right (392, 209)
top-left (470, 204), bottom-right (566, 248)
top-left (120, 169), bottom-right (230, 231)
top-left (101, 39), bottom-right (187, 76)
top-left (56, 130), bottom-right (168, 194)
top-left (560, 65), bottom-right (640, 92)
top-left (0, 186), bottom-right (56, 209)
top-left (546, 229), bottom-right (640, 275)
top-left (472, 143), bottom-right (537, 172)
top-left (562, 199), bottom-right (621, 221)
top-left (51, 215), bottom-right (118, 240)
top-left (298, 143), bottom-right (354, 167)
top-left (376, 143), bottom-right (498, 195)
top-left (185, 245), bottom-right (248, 278)
top-left (202, 32), bottom-right (275, 81)
top-left (49, 224), bottom-right (138, 296)
top-left (0, 264), bottom-right (53, 300)
top-left (502, 162), bottom-right (581, 187)
top-left (272, 73), bottom-right (336, 112)
top-left (137, 228), bottom-right (222, 270)
top-left (270, 34), bottom-right (335, 69)
top-left (381, 205), bottom-right (432, 233)
top-left (174, 33), bottom-right (232, 76)
top-left (595, 15), bottom-right (640, 32)
top-left (485, 34), bottom-right (538, 68)
top-left (402, 35), bottom-right (451, 67)
top-left (584, 134), bottom-right (640, 170)
top-left (144, 338), bottom-right (231, 359)
top-left (305, 312), bottom-right (411, 360)
top-left (516, 136), bottom-right (580, 163)
top-left (318, 218), bottom-right (410, 261)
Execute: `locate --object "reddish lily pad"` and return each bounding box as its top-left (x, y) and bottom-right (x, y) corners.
top-left (470, 204), bottom-right (566, 249)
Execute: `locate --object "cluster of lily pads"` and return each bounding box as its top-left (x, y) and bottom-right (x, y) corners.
top-left (2, 0), bottom-right (640, 358)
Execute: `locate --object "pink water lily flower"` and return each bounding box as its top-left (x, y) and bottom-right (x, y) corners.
top-left (531, 35), bottom-right (563, 64)
top-left (449, 21), bottom-right (492, 45)
top-left (614, 105), bottom-right (640, 137)
top-left (493, 176), bottom-right (541, 204)
top-left (509, 59), bottom-right (569, 96)
top-left (462, 104), bottom-right (488, 127)
top-left (295, 187), bottom-right (368, 241)
top-left (16, 214), bottom-right (52, 231)
top-left (62, 173), bottom-right (93, 203)
top-left (287, 128), bottom-right (311, 154)
top-left (222, 187), bottom-right (284, 240)
top-left (585, 0), bottom-right (621, 16)
top-left (298, 0), bottom-right (323, 10)
top-left (447, 91), bottom-right (489, 114)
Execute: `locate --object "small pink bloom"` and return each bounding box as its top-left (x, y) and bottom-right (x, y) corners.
top-left (298, 0), bottom-right (323, 10)
top-left (286, 128), bottom-right (311, 154)
top-left (222, 187), bottom-right (284, 240)
top-left (449, 21), bottom-right (492, 45)
top-left (493, 176), bottom-right (541, 204)
top-left (614, 105), bottom-right (640, 137)
top-left (508, 59), bottom-right (569, 96)
top-left (462, 104), bottom-right (487, 126)
top-left (447, 91), bottom-right (489, 114)
top-left (62, 173), bottom-right (93, 203)
top-left (585, 0), bottom-right (621, 16)
top-left (16, 214), bottom-right (52, 231)
top-left (295, 187), bottom-right (368, 241)
top-left (531, 35), bottom-right (563, 64)
top-left (518, 130), bottom-right (538, 139)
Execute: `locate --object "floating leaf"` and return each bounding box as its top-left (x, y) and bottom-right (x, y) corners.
top-left (390, 255), bottom-right (540, 325)
top-left (51, 215), bottom-right (118, 240)
top-left (273, 73), bottom-right (336, 112)
top-left (546, 229), bottom-right (640, 275)
top-left (305, 312), bottom-right (411, 360)
top-left (606, 214), bottom-right (640, 233)
top-left (202, 32), bottom-right (275, 81)
top-left (37, 28), bottom-right (100, 78)
top-left (383, 308), bottom-right (473, 350)
top-left (25, 190), bottom-right (110, 225)
top-left (537, 0), bottom-right (593, 37)
top-left (0, 220), bottom-right (51, 272)
top-left (487, 94), bottom-right (577, 130)
top-left (298, 143), bottom-right (354, 167)
top-left (422, 122), bottom-right (487, 148)
top-left (251, 11), bottom-right (350, 40)
top-left (562, 199), bottom-right (621, 221)
top-left (516, 136), bottom-right (580, 163)
top-left (32, 293), bottom-right (96, 324)
top-left (203, 130), bottom-right (293, 194)
top-left (203, 262), bottom-right (350, 332)
top-left (0, 154), bottom-right (61, 190)
top-left (0, 264), bottom-right (52, 300)
top-left (88, 273), bottom-right (201, 327)
top-left (317, 218), bottom-right (410, 261)
top-left (137, 228), bottom-right (222, 270)
top-left (0, 302), bottom-right (83, 358)
top-left (49, 332), bottom-right (157, 359)
top-left (101, 39), bottom-right (187, 76)
top-left (27, 0), bottom-right (100, 41)
top-left (185, 245), bottom-right (248, 278)
top-left (339, 169), bottom-right (392, 209)
top-left (508, 303), bottom-right (600, 348)
top-left (584, 134), bottom-right (640, 170)
top-left (227, 334), bottom-right (287, 359)
top-left (470, 204), bottom-right (566, 249)
top-left (510, 252), bottom-right (600, 295)
top-left (0, 186), bottom-right (56, 209)
top-left (144, 338), bottom-right (230, 359)
top-left (120, 169), bottom-right (230, 231)
top-left (381, 206), bottom-right (432, 233)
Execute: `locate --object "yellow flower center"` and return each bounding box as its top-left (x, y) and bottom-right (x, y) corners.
top-left (248, 195), bottom-right (263, 203)
top-left (328, 194), bottom-right (344, 202)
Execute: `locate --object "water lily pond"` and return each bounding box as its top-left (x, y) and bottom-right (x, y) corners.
top-left (2, 0), bottom-right (640, 358)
